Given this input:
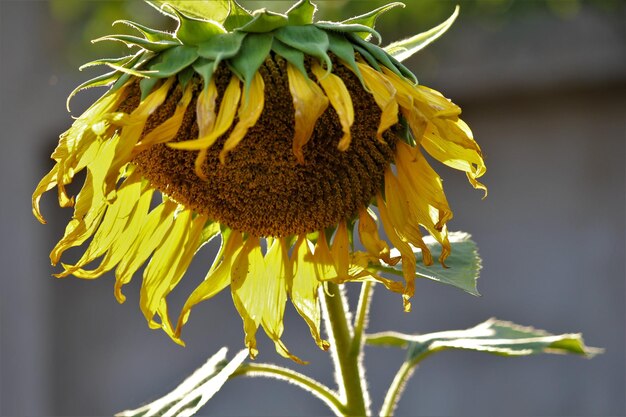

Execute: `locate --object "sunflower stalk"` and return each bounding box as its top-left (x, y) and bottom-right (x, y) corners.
top-left (323, 282), bottom-right (370, 416)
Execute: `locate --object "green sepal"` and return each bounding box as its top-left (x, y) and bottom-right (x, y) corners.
top-left (177, 66), bottom-right (195, 89)
top-left (66, 70), bottom-right (122, 111)
top-left (315, 22), bottom-right (382, 45)
top-left (165, 4), bottom-right (227, 45)
top-left (139, 77), bottom-right (160, 101)
top-left (384, 5), bottom-right (459, 62)
top-left (92, 34), bottom-right (178, 52)
top-left (223, 0), bottom-right (253, 31)
top-left (274, 25), bottom-right (331, 74)
top-left (197, 32), bottom-right (246, 67)
top-left (326, 32), bottom-right (365, 88)
top-left (341, 2), bottom-right (405, 39)
top-left (396, 115), bottom-right (416, 146)
top-left (229, 33), bottom-right (273, 95)
top-left (237, 9), bottom-right (288, 33)
top-left (271, 39), bottom-right (307, 77)
top-left (146, 0), bottom-right (231, 24)
top-left (112, 19), bottom-right (178, 43)
top-left (143, 45), bottom-right (199, 78)
top-left (192, 58), bottom-right (217, 91)
top-left (108, 52), bottom-right (156, 93)
top-left (105, 62), bottom-right (153, 78)
top-left (353, 44), bottom-right (381, 71)
top-left (286, 0), bottom-right (317, 25)
top-left (386, 53), bottom-right (417, 84)
top-left (348, 33), bottom-right (403, 79)
top-left (78, 55), bottom-right (137, 71)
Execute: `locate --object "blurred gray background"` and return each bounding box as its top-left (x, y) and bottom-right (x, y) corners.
top-left (1, 0), bottom-right (624, 416)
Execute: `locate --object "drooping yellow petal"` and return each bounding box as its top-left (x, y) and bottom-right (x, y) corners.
top-left (140, 209), bottom-right (208, 335)
top-left (219, 71), bottom-right (265, 163)
top-left (384, 168), bottom-right (434, 267)
top-left (358, 208), bottom-right (394, 265)
top-left (32, 165), bottom-right (59, 224)
top-left (175, 230), bottom-right (244, 337)
top-left (133, 82), bottom-right (194, 154)
top-left (169, 75), bottom-right (241, 151)
top-left (422, 119), bottom-right (487, 194)
top-left (396, 141), bottom-right (453, 244)
top-left (312, 233), bottom-right (338, 281)
top-left (72, 185), bottom-right (154, 280)
top-left (331, 221), bottom-right (350, 280)
top-left (289, 237), bottom-right (329, 351)
top-left (311, 62), bottom-right (354, 151)
top-left (376, 193), bottom-right (415, 312)
top-left (114, 199), bottom-right (178, 302)
top-left (231, 237), bottom-right (303, 363)
top-left (56, 169), bottom-right (143, 278)
top-left (356, 62), bottom-right (399, 143)
top-left (196, 78), bottom-right (219, 137)
top-left (103, 78), bottom-right (174, 201)
top-left (286, 63), bottom-right (329, 163)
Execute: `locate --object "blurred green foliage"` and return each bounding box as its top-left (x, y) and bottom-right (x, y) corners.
top-left (49, 0), bottom-right (621, 68)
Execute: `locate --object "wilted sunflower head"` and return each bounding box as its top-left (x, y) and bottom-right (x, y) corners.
top-left (33, 0), bottom-right (486, 362)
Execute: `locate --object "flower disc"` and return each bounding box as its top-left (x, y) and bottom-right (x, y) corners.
top-left (131, 55), bottom-right (396, 237)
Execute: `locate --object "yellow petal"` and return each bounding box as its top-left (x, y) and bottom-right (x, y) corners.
top-left (312, 232), bottom-right (337, 281)
top-left (56, 169), bottom-right (143, 277)
top-left (358, 208), bottom-right (393, 264)
top-left (175, 230), bottom-right (244, 337)
top-left (356, 62), bottom-right (399, 143)
top-left (384, 168), bottom-right (434, 266)
top-left (311, 62), bottom-right (354, 151)
top-left (73, 185), bottom-right (154, 280)
top-left (114, 199), bottom-right (178, 302)
top-left (103, 78), bottom-right (174, 201)
top-left (376, 193), bottom-right (415, 312)
top-left (196, 78), bottom-right (219, 137)
top-left (133, 82), bottom-right (194, 154)
top-left (287, 63), bottom-right (329, 163)
top-left (140, 209), bottom-right (207, 334)
top-left (219, 71), bottom-right (265, 163)
top-left (169, 76), bottom-right (241, 151)
top-left (289, 237), bottom-right (329, 350)
top-left (32, 165), bottom-right (59, 224)
top-left (331, 221), bottom-right (350, 280)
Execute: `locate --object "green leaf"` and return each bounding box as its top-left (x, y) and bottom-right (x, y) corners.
top-left (341, 2), bottom-right (405, 39)
top-left (367, 318), bottom-right (602, 362)
top-left (116, 348), bottom-right (248, 417)
top-left (383, 5), bottom-right (459, 62)
top-left (373, 232), bottom-right (481, 296)
top-left (139, 77), bottom-right (160, 100)
top-left (348, 33), bottom-right (403, 78)
top-left (144, 45), bottom-right (199, 78)
top-left (237, 9), bottom-right (288, 33)
top-left (275, 25), bottom-right (331, 72)
top-left (147, 0), bottom-right (231, 23)
top-left (287, 0), bottom-right (317, 25)
top-left (192, 58), bottom-right (217, 90)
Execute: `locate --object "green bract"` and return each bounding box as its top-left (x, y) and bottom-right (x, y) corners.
top-left (69, 0), bottom-right (460, 109)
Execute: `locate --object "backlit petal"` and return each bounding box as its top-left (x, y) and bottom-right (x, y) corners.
top-left (356, 62), bottom-right (399, 143)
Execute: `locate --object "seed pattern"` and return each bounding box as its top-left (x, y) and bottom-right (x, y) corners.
top-left (131, 56), bottom-right (397, 237)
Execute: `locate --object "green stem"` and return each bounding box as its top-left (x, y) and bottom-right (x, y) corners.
top-left (351, 282), bottom-right (374, 356)
top-left (230, 363), bottom-right (345, 415)
top-left (379, 351), bottom-right (435, 416)
top-left (323, 282), bottom-right (369, 416)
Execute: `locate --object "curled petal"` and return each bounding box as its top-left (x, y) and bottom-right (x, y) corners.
top-left (311, 62), bottom-right (354, 151)
top-left (219, 71), bottom-right (265, 163)
top-left (356, 62), bottom-right (399, 143)
top-left (287, 62), bottom-right (329, 163)
top-left (358, 208), bottom-right (394, 265)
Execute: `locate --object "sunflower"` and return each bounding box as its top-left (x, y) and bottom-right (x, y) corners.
top-left (33, 0), bottom-right (486, 362)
